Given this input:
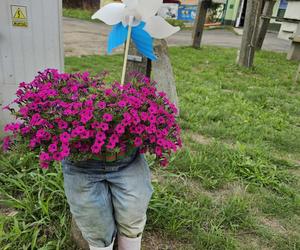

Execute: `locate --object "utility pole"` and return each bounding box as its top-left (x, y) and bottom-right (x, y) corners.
top-left (256, 0), bottom-right (277, 50)
top-left (192, 0), bottom-right (212, 48)
top-left (238, 0), bottom-right (262, 67)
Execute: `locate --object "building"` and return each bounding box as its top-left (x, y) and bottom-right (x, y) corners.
top-left (278, 0), bottom-right (300, 40)
top-left (224, 0), bottom-right (288, 31)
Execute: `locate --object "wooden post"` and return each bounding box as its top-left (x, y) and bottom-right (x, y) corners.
top-left (256, 0), bottom-right (277, 50)
top-left (238, 0), bottom-right (262, 67)
top-left (192, 0), bottom-right (211, 48)
top-left (296, 64), bottom-right (300, 83)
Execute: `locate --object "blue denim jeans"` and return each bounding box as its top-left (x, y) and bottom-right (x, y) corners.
top-left (62, 152), bottom-right (153, 248)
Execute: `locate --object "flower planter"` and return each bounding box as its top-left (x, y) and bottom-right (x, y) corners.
top-left (3, 70), bottom-right (182, 169)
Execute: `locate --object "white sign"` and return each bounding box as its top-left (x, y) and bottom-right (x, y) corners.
top-left (158, 4), bottom-right (179, 20)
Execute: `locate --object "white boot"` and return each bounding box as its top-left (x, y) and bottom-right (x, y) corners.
top-left (89, 239), bottom-right (114, 250)
top-left (118, 234), bottom-right (142, 250)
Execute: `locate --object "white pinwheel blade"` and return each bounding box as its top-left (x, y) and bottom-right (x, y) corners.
top-left (92, 3), bottom-right (125, 25)
top-left (136, 0), bottom-right (163, 21)
top-left (144, 16), bottom-right (180, 39)
top-left (122, 0), bottom-right (138, 9)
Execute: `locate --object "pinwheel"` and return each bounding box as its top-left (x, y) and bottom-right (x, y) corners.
top-left (92, 0), bottom-right (180, 85)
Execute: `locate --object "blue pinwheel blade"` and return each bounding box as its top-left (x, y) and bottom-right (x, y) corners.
top-left (132, 22), bottom-right (157, 61)
top-left (107, 23), bottom-right (128, 54)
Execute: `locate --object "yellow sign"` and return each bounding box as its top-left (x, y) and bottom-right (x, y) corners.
top-left (11, 5), bottom-right (28, 27)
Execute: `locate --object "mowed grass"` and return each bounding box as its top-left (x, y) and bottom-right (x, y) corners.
top-left (1, 47), bottom-right (300, 249)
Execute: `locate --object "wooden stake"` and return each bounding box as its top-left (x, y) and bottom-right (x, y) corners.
top-left (296, 64), bottom-right (300, 83)
top-left (192, 0), bottom-right (211, 48)
top-left (256, 0), bottom-right (276, 50)
top-left (238, 0), bottom-right (262, 67)
top-left (121, 17), bottom-right (134, 86)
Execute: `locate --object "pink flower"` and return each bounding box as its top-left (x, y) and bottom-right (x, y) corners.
top-left (57, 120), bottom-right (68, 130)
top-left (103, 113), bottom-right (113, 122)
top-left (52, 152), bottom-right (63, 161)
top-left (97, 101), bottom-right (106, 109)
top-left (99, 122), bottom-right (109, 131)
top-left (134, 137), bottom-right (143, 147)
top-left (155, 147), bottom-right (162, 156)
top-left (115, 124), bottom-right (125, 135)
top-left (118, 100), bottom-right (127, 108)
top-left (40, 152), bottom-right (50, 161)
top-left (60, 132), bottom-right (70, 143)
top-left (2, 136), bottom-right (11, 151)
top-left (91, 142), bottom-right (103, 154)
top-left (48, 143), bottom-right (58, 153)
top-left (110, 134), bottom-right (119, 143)
top-left (140, 112), bottom-right (148, 121)
top-left (40, 161), bottom-right (49, 169)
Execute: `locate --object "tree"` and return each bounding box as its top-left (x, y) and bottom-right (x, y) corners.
top-left (256, 0), bottom-right (277, 50)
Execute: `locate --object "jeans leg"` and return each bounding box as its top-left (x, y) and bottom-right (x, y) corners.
top-left (108, 154), bottom-right (153, 238)
top-left (62, 162), bottom-right (116, 248)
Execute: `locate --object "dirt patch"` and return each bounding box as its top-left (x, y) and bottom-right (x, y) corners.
top-left (259, 217), bottom-right (287, 235)
top-left (142, 231), bottom-right (193, 250)
top-left (236, 234), bottom-right (271, 250)
top-left (187, 132), bottom-right (212, 145)
top-left (153, 170), bottom-right (247, 204)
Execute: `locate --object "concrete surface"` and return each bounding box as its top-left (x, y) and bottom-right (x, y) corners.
top-left (63, 17), bottom-right (291, 57)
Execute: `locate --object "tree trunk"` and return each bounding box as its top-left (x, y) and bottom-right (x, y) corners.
top-left (238, 0), bottom-right (262, 67)
top-left (256, 0), bottom-right (276, 50)
top-left (192, 0), bottom-right (211, 48)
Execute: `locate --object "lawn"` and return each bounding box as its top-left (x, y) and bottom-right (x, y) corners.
top-left (1, 46), bottom-right (300, 249)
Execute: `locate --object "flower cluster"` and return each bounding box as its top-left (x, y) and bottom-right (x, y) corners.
top-left (2, 69), bottom-right (182, 169)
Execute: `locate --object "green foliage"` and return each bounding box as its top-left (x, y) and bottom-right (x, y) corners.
top-left (166, 19), bottom-right (185, 29)
top-left (63, 8), bottom-right (98, 22)
top-left (0, 149), bottom-right (72, 249)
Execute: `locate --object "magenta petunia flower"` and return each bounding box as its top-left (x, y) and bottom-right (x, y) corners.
top-left (118, 100), bottom-right (127, 108)
top-left (134, 137), bottom-right (143, 147)
top-left (40, 152), bottom-right (50, 161)
top-left (48, 143), bottom-right (58, 153)
top-left (99, 122), bottom-right (109, 131)
top-left (97, 101), bottom-right (107, 109)
top-left (60, 132), bottom-right (70, 143)
top-left (115, 124), bottom-right (125, 135)
top-left (103, 113), bottom-right (113, 122)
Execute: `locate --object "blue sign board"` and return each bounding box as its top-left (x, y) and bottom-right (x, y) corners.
top-left (279, 0), bottom-right (288, 9)
top-left (178, 5), bottom-right (197, 22)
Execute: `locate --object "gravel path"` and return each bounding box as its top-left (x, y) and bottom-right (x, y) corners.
top-left (63, 17), bottom-right (291, 57)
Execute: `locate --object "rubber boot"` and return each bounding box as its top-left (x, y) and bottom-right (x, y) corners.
top-left (118, 234), bottom-right (142, 250)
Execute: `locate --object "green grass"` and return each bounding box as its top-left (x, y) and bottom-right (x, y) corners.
top-left (1, 47), bottom-right (300, 249)
top-left (63, 8), bottom-right (98, 22)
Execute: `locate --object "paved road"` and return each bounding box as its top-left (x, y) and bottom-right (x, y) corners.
top-left (63, 17), bottom-right (291, 57)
